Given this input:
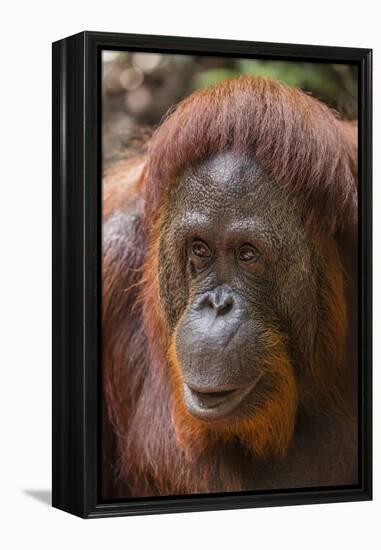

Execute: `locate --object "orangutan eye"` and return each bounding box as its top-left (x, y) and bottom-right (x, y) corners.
top-left (237, 244), bottom-right (260, 267)
top-left (190, 240), bottom-right (212, 270)
top-left (192, 240), bottom-right (211, 258)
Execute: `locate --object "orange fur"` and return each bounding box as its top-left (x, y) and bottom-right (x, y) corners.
top-left (103, 156), bottom-right (147, 219)
top-left (308, 238), bottom-right (348, 413)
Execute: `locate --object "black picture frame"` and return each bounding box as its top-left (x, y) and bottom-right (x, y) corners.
top-left (52, 31), bottom-right (372, 519)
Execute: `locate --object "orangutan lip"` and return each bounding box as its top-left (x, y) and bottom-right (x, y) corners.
top-left (183, 375), bottom-right (262, 421)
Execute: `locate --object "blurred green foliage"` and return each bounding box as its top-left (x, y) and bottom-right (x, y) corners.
top-left (194, 60), bottom-right (357, 118)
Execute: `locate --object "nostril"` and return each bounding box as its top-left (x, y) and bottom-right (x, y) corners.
top-left (199, 294), bottom-right (215, 310)
top-left (216, 297), bottom-right (233, 315)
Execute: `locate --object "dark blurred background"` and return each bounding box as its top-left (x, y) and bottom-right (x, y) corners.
top-left (102, 51), bottom-right (357, 163)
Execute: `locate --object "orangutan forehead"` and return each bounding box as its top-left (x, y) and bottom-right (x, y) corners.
top-left (182, 151), bottom-right (264, 193)
top-left (163, 151), bottom-right (308, 260)
top-left (169, 151), bottom-right (293, 222)
top-left (184, 151), bottom-right (263, 187)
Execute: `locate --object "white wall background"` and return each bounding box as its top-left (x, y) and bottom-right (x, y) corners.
top-left (1, 1), bottom-right (378, 548)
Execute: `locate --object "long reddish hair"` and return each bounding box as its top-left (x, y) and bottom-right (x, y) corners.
top-left (144, 76), bottom-right (357, 236)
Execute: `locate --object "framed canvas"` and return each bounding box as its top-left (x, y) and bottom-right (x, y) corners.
top-left (52, 31), bottom-right (372, 518)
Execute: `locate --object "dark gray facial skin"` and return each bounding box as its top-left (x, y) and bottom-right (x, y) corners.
top-left (158, 151), bottom-right (318, 422)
